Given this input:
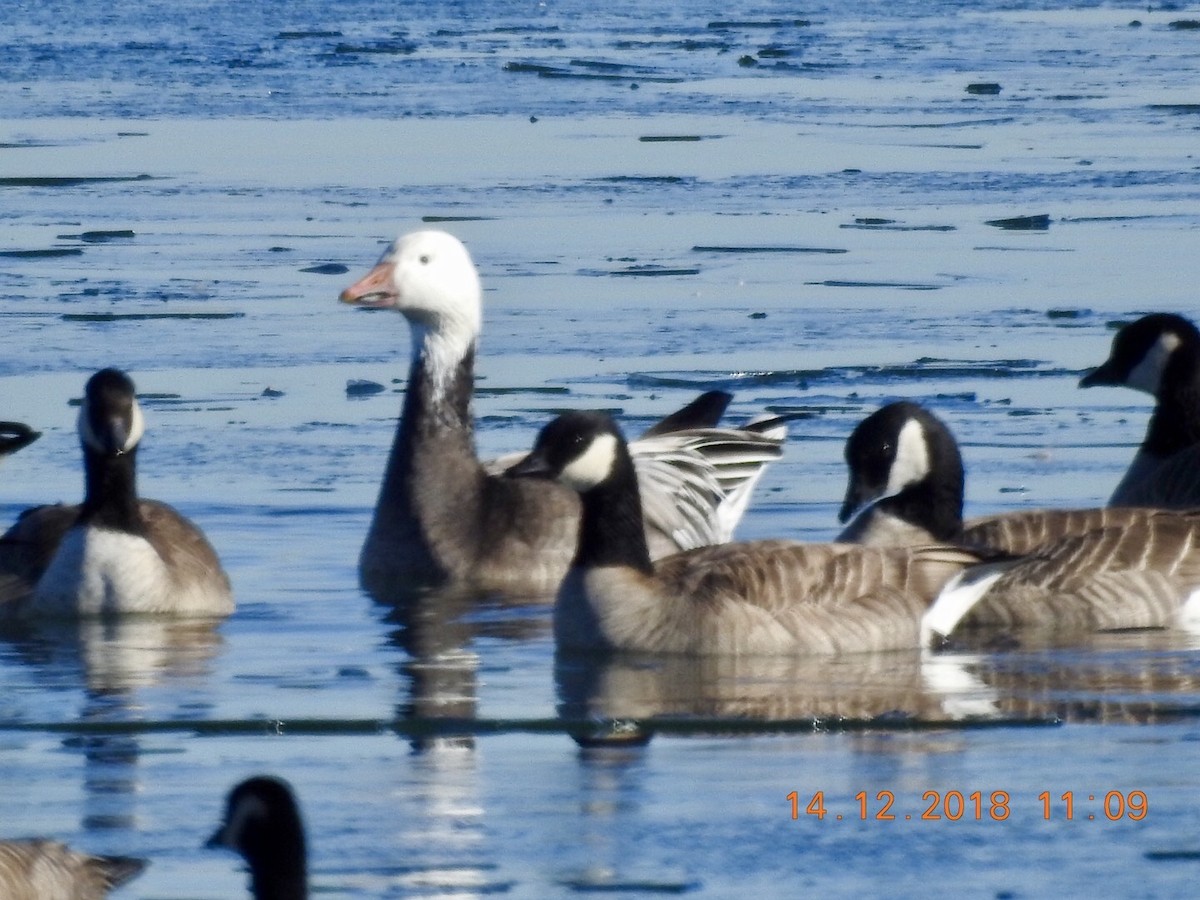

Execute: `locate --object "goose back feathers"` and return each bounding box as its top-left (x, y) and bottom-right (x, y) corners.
top-left (0, 369), bottom-right (232, 619)
top-left (508, 410), bottom-right (977, 654)
top-left (0, 839), bottom-right (145, 900)
top-left (838, 401), bottom-right (1200, 642)
top-left (339, 230), bottom-right (784, 601)
top-left (1080, 313), bottom-right (1200, 508)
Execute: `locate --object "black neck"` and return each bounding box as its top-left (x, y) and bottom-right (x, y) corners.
top-left (248, 847), bottom-right (306, 900)
top-left (1146, 360), bottom-right (1200, 457)
top-left (873, 476), bottom-right (964, 542)
top-left (79, 446), bottom-right (143, 533)
top-left (250, 866), bottom-right (306, 900)
top-left (574, 451), bottom-right (653, 574)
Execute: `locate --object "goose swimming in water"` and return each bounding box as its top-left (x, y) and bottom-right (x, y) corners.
top-left (338, 229), bottom-right (785, 601)
top-left (1079, 312), bottom-right (1200, 508)
top-left (507, 410), bottom-right (977, 654)
top-left (837, 401), bottom-right (1200, 643)
top-left (0, 368), bottom-right (233, 619)
top-left (208, 776), bottom-right (307, 900)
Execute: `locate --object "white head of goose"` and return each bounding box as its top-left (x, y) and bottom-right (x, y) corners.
top-left (0, 421), bottom-right (40, 459)
top-left (208, 776), bottom-right (307, 900)
top-left (507, 410), bottom-right (976, 655)
top-left (0, 838), bottom-right (145, 899)
top-left (1079, 312), bottom-right (1200, 508)
top-left (837, 401), bottom-right (1200, 644)
top-left (338, 229), bottom-right (785, 601)
top-left (0, 368), bottom-right (233, 619)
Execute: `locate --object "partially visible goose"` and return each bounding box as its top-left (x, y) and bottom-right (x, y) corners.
top-left (1079, 312), bottom-right (1200, 508)
top-left (339, 229), bottom-right (785, 600)
top-left (0, 838), bottom-right (145, 899)
top-left (0, 421), bottom-right (40, 459)
top-left (0, 369), bottom-right (233, 618)
top-left (207, 776), bottom-right (307, 900)
top-left (506, 410), bottom-right (977, 654)
top-left (837, 401), bottom-right (1200, 642)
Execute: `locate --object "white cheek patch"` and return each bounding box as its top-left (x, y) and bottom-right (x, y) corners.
top-left (559, 433), bottom-right (618, 492)
top-left (77, 398), bottom-right (145, 454)
top-left (125, 399), bottom-right (145, 451)
top-left (882, 418), bottom-right (930, 499)
top-left (1126, 332), bottom-right (1181, 396)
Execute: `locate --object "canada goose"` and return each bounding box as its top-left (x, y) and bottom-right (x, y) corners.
top-left (0, 369), bottom-right (233, 618)
top-left (506, 410), bottom-right (977, 654)
top-left (207, 776), bottom-right (307, 900)
top-left (1079, 312), bottom-right (1200, 508)
top-left (0, 838), bottom-right (145, 899)
top-left (0, 421), bottom-right (40, 459)
top-left (837, 401), bottom-right (1200, 642)
top-left (338, 229), bottom-right (785, 600)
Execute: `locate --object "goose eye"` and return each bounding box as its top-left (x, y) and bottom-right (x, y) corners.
top-left (419, 254), bottom-right (431, 265)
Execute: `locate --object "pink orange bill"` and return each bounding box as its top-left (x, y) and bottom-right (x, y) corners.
top-left (339, 261), bottom-right (397, 307)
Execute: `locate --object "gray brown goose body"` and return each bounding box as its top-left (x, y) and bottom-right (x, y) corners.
top-left (339, 230), bottom-right (783, 602)
top-left (508, 410), bottom-right (976, 654)
top-left (0, 839), bottom-right (145, 900)
top-left (1079, 313), bottom-right (1200, 508)
top-left (838, 401), bottom-right (1200, 642)
top-left (0, 369), bottom-right (232, 618)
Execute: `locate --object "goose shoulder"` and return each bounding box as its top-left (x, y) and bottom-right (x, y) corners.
top-left (0, 504), bottom-right (79, 610)
top-left (0, 839), bottom-right (145, 900)
top-left (961, 507), bottom-right (1155, 555)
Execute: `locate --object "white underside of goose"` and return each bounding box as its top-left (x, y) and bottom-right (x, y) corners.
top-left (32, 527), bottom-right (171, 616)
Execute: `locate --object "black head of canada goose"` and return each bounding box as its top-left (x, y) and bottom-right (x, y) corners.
top-left (507, 409), bottom-right (978, 654)
top-left (0, 838), bottom-right (145, 900)
top-left (0, 368), bottom-right (233, 619)
top-left (338, 229), bottom-right (785, 601)
top-left (838, 401), bottom-right (1200, 643)
top-left (0, 421), bottom-right (40, 459)
top-left (1079, 312), bottom-right (1200, 508)
top-left (208, 776), bottom-right (307, 900)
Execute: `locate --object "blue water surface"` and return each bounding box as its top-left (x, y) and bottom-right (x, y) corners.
top-left (3, 1), bottom-right (1200, 897)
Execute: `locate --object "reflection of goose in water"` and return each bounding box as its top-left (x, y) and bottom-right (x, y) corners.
top-left (0, 616), bottom-right (225, 860)
top-left (555, 648), bottom-right (1001, 725)
top-left (0, 838), bottom-right (145, 899)
top-left (338, 229), bottom-right (785, 602)
top-left (0, 616), bottom-right (224, 693)
top-left (555, 629), bottom-right (1200, 728)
